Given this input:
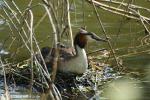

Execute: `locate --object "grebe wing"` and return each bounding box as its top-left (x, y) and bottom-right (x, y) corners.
top-left (39, 46), bottom-right (75, 61)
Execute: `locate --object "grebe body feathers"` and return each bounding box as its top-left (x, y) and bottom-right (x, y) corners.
top-left (37, 29), bottom-right (107, 74)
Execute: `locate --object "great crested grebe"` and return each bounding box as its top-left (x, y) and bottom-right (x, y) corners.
top-left (37, 29), bottom-right (107, 74)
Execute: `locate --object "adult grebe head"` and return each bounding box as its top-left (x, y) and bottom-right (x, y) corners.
top-left (74, 29), bottom-right (107, 48)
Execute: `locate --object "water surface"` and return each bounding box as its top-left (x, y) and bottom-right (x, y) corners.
top-left (0, 0), bottom-right (150, 99)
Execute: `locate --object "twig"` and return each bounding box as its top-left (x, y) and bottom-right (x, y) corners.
top-left (34, 12), bottom-right (47, 30)
top-left (42, 0), bottom-right (61, 40)
top-left (98, 0), bottom-right (150, 13)
top-left (0, 57), bottom-right (11, 100)
top-left (2, 0), bottom-right (31, 51)
top-left (42, 1), bottom-right (58, 82)
top-left (28, 0), bottom-right (34, 92)
top-left (66, 0), bottom-right (74, 47)
top-left (91, 0), bottom-right (121, 68)
top-left (87, 0), bottom-right (150, 23)
top-left (87, 48), bottom-right (106, 55)
top-left (11, 0), bottom-right (50, 79)
top-left (41, 1), bottom-right (62, 99)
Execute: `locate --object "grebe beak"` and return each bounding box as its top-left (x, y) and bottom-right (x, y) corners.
top-left (87, 32), bottom-right (108, 42)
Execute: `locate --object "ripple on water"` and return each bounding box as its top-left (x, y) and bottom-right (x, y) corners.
top-left (0, 1), bottom-right (5, 8)
top-left (0, 79), bottom-right (40, 100)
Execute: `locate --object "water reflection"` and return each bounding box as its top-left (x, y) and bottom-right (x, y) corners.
top-left (103, 78), bottom-right (143, 100)
top-left (0, 0), bottom-right (5, 8)
top-left (0, 79), bottom-right (40, 100)
top-left (0, 43), bottom-right (9, 55)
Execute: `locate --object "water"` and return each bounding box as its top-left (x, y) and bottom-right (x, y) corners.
top-left (0, 0), bottom-right (150, 99)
